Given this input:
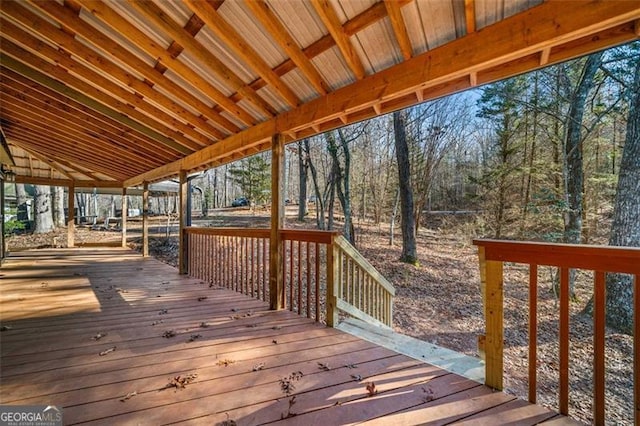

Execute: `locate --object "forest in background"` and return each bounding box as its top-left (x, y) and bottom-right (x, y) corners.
top-left (7, 42), bottom-right (639, 332)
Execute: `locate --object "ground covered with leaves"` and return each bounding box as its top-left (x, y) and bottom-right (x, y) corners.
top-left (6, 213), bottom-right (632, 424)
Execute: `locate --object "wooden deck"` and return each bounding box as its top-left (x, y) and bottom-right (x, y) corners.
top-left (0, 248), bottom-right (580, 425)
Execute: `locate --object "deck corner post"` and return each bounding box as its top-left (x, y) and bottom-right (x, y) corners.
top-left (121, 187), bottom-right (127, 248)
top-left (478, 245), bottom-right (504, 390)
top-left (67, 182), bottom-right (75, 248)
top-left (326, 233), bottom-right (339, 327)
top-left (269, 134), bottom-right (285, 310)
top-left (142, 181), bottom-right (149, 258)
top-left (179, 170), bottom-right (188, 275)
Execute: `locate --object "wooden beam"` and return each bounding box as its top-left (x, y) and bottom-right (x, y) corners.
top-left (67, 183), bottom-right (75, 248)
top-left (128, 0), bottom-right (274, 119)
top-left (12, 144), bottom-right (74, 181)
top-left (126, 0), bottom-right (640, 186)
top-left (269, 134), bottom-right (285, 310)
top-left (41, 0), bottom-right (247, 131)
top-left (14, 175), bottom-right (122, 188)
top-left (464, 0), bottom-right (476, 34)
top-left (311, 0), bottom-right (366, 80)
top-left (1, 3), bottom-right (226, 141)
top-left (0, 54), bottom-right (191, 156)
top-left (245, 0), bottom-right (331, 95)
top-left (384, 0), bottom-right (413, 60)
top-left (121, 188), bottom-right (127, 249)
top-left (184, 0), bottom-right (300, 108)
top-left (0, 33), bottom-right (205, 152)
top-left (142, 182), bottom-right (149, 258)
top-left (179, 170), bottom-right (188, 274)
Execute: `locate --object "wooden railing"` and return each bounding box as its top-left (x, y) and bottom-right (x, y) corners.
top-left (186, 228), bottom-right (271, 301)
top-left (473, 239), bottom-right (640, 424)
top-left (333, 235), bottom-right (395, 328)
top-left (185, 227), bottom-right (395, 328)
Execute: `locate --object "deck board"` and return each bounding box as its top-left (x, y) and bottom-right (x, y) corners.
top-left (0, 248), bottom-right (577, 425)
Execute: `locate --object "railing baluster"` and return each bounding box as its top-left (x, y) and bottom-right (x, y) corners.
top-left (306, 241), bottom-right (311, 318)
top-left (559, 267), bottom-right (570, 415)
top-left (529, 264), bottom-right (538, 404)
top-left (289, 239), bottom-right (294, 312)
top-left (297, 240), bottom-right (302, 314)
top-left (263, 237), bottom-right (268, 302)
top-left (315, 242), bottom-right (320, 322)
top-left (594, 270), bottom-right (606, 424)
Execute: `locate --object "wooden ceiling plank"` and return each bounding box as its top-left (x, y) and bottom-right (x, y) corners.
top-left (245, 0), bottom-right (331, 95)
top-left (464, 0), bottom-right (476, 34)
top-left (27, 152), bottom-right (34, 177)
top-left (184, 0), bottom-right (301, 107)
top-left (0, 25), bottom-right (208, 151)
top-left (0, 46), bottom-right (196, 156)
top-left (125, 0), bottom-right (640, 187)
top-left (310, 0), bottom-right (366, 80)
top-left (14, 175), bottom-right (123, 188)
top-left (13, 144), bottom-right (77, 180)
top-left (1, 4), bottom-right (227, 142)
top-left (0, 82), bottom-right (177, 165)
top-left (129, 0), bottom-right (276, 118)
top-left (37, 0), bottom-right (247, 131)
top-left (1, 89), bottom-right (167, 168)
top-left (384, 0), bottom-right (413, 60)
top-left (0, 68), bottom-right (182, 160)
top-left (5, 132), bottom-right (130, 181)
top-left (2, 117), bottom-right (142, 178)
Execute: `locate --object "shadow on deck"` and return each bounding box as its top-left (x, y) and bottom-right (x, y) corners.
top-left (0, 248), bottom-right (580, 425)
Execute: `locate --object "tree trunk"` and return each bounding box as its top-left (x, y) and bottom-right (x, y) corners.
top-left (34, 185), bottom-right (54, 234)
top-left (305, 139), bottom-right (325, 230)
top-left (51, 186), bottom-right (66, 228)
top-left (584, 55), bottom-right (640, 334)
top-left (297, 140), bottom-right (308, 221)
top-left (563, 52), bottom-right (603, 246)
top-left (393, 111), bottom-right (418, 265)
top-left (16, 183), bottom-right (29, 221)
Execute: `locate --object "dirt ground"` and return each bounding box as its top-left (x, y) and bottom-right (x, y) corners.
top-left (5, 210), bottom-right (633, 425)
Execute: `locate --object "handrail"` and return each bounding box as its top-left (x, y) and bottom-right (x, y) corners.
top-left (473, 238), bottom-right (640, 424)
top-left (332, 235), bottom-right (395, 327)
top-left (185, 227), bottom-right (270, 238)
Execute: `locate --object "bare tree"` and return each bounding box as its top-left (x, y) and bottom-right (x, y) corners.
top-left (51, 186), bottom-right (65, 228)
top-left (33, 185), bottom-right (54, 234)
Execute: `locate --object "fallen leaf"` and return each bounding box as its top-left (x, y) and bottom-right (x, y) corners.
top-left (366, 382), bottom-right (377, 397)
top-left (99, 346), bottom-right (116, 356)
top-left (217, 359), bottom-right (235, 367)
top-left (197, 296), bottom-right (208, 301)
top-left (162, 330), bottom-right (176, 338)
top-left (91, 332), bottom-right (108, 341)
top-left (351, 374), bottom-right (362, 381)
top-left (119, 391), bottom-right (137, 402)
top-left (188, 334), bottom-right (202, 342)
top-left (318, 362), bottom-right (331, 371)
top-left (199, 322), bottom-right (210, 328)
top-left (252, 362), bottom-right (265, 371)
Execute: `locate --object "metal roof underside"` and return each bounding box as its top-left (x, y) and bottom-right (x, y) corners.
top-left (1, 0), bottom-right (639, 188)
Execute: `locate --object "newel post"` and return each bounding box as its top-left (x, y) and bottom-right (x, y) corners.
top-left (179, 170), bottom-right (188, 275)
top-left (478, 245), bottom-right (504, 390)
top-left (326, 233), bottom-right (339, 327)
top-left (269, 134), bottom-right (284, 310)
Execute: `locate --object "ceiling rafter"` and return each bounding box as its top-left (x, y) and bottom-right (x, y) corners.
top-left (12, 144), bottom-right (77, 181)
top-left (245, 0), bottom-right (331, 95)
top-left (0, 86), bottom-right (166, 168)
top-left (0, 51), bottom-right (194, 158)
top-left (384, 0), bottom-right (413, 60)
top-left (1, 3), bottom-right (226, 142)
top-left (465, 0), bottom-right (476, 34)
top-left (310, 0), bottom-right (366, 80)
top-left (129, 0), bottom-right (276, 118)
top-left (0, 68), bottom-right (182, 161)
top-left (125, 0), bottom-right (640, 187)
top-left (61, 0), bottom-right (252, 129)
top-left (13, 175), bottom-right (123, 188)
top-left (184, 0), bottom-right (301, 108)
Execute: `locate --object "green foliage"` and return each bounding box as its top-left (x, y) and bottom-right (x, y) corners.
top-left (4, 219), bottom-right (25, 235)
top-left (228, 155), bottom-right (271, 205)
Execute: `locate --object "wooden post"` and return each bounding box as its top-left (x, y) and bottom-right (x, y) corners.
top-left (479, 246), bottom-right (504, 390)
top-left (121, 187), bottom-right (127, 248)
top-left (67, 183), bottom-right (75, 248)
top-left (142, 182), bottom-right (149, 257)
top-left (179, 170), bottom-right (188, 275)
top-left (269, 134), bottom-right (285, 310)
top-left (326, 234), bottom-right (338, 327)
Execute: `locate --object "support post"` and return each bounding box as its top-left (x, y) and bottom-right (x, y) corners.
top-left (269, 134), bottom-right (285, 310)
top-left (326, 234), bottom-right (338, 327)
top-left (67, 183), bottom-right (75, 248)
top-left (121, 187), bottom-right (127, 248)
top-left (142, 182), bottom-right (149, 257)
top-left (478, 246), bottom-right (504, 390)
top-left (179, 170), bottom-right (188, 274)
